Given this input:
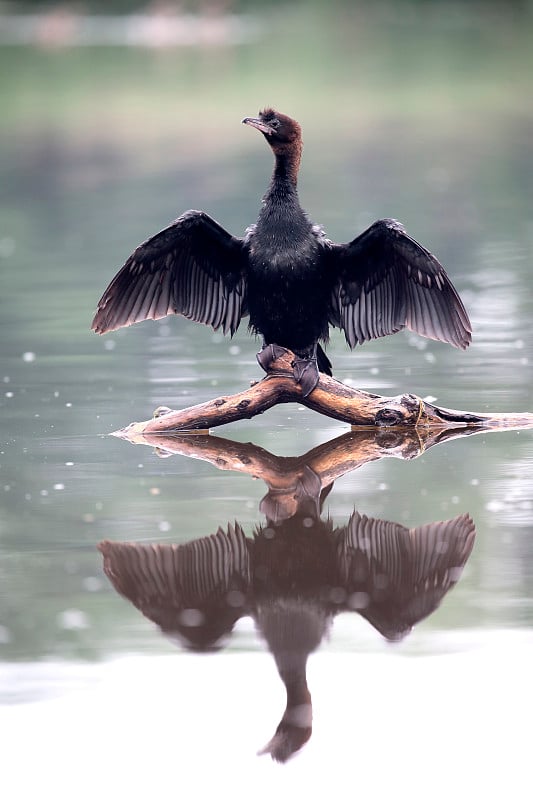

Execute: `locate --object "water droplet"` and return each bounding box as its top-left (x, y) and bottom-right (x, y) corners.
top-left (329, 587), bottom-right (346, 604)
top-left (83, 576), bottom-right (102, 592)
top-left (227, 590), bottom-right (245, 608)
top-left (57, 609), bottom-right (90, 630)
top-left (179, 608), bottom-right (204, 627)
top-left (0, 625), bottom-right (12, 644)
top-left (0, 237), bottom-right (15, 257)
top-left (348, 591), bottom-right (369, 610)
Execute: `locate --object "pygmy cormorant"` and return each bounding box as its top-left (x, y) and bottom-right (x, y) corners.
top-left (91, 108), bottom-right (471, 396)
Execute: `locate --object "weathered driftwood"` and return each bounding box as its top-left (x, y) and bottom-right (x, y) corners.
top-left (109, 424), bottom-right (526, 493)
top-left (112, 347), bottom-right (533, 436)
top-left (110, 427), bottom-right (463, 483)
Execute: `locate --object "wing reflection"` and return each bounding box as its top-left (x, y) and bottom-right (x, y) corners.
top-left (99, 429), bottom-right (476, 762)
top-left (99, 523), bottom-right (250, 652)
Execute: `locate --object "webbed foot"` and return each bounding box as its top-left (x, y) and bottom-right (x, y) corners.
top-left (256, 343), bottom-right (287, 372)
top-left (292, 357), bottom-right (320, 397)
top-left (257, 342), bottom-right (321, 397)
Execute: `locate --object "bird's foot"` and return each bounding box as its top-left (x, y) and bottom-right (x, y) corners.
top-left (256, 343), bottom-right (320, 397)
top-left (292, 357), bottom-right (319, 398)
top-left (256, 343), bottom-right (288, 372)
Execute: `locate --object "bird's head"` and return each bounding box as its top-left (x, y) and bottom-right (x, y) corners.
top-left (242, 108), bottom-right (302, 157)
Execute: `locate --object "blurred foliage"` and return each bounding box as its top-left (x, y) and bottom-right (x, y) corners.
top-left (1, 0), bottom-right (533, 147)
top-left (4, 0), bottom-right (533, 11)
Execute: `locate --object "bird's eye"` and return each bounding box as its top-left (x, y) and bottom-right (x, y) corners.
top-left (270, 119), bottom-right (280, 130)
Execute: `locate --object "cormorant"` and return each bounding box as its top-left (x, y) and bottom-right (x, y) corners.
top-left (91, 108), bottom-right (471, 396)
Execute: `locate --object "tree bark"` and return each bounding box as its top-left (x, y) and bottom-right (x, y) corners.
top-left (112, 347), bottom-right (533, 436)
top-left (110, 427), bottom-right (480, 482)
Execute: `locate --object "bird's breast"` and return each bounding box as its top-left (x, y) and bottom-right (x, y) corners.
top-left (246, 234), bottom-right (331, 349)
top-left (248, 223), bottom-right (320, 272)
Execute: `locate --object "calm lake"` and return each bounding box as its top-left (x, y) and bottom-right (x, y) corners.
top-left (1, 4), bottom-right (533, 798)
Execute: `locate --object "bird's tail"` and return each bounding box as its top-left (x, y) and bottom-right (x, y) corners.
top-left (316, 343), bottom-right (332, 376)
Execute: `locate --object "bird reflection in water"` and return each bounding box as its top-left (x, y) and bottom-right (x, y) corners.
top-left (99, 428), bottom-right (476, 762)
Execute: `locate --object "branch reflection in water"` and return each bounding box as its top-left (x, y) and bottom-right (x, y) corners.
top-left (98, 429), bottom-right (476, 763)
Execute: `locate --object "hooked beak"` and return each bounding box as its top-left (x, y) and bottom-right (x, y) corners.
top-left (242, 116), bottom-right (274, 135)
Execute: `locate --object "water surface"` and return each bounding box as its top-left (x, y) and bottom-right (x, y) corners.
top-left (1, 6), bottom-right (533, 797)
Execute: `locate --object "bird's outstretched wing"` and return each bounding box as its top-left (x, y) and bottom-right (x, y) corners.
top-left (328, 219), bottom-right (471, 349)
top-left (91, 210), bottom-right (248, 336)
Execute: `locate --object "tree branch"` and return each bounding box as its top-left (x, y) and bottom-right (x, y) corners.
top-left (112, 347), bottom-right (533, 435)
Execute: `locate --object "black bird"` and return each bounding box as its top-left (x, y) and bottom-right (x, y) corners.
top-left (92, 108), bottom-right (471, 396)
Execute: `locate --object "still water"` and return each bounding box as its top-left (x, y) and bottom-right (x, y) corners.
top-left (2, 9), bottom-right (533, 798)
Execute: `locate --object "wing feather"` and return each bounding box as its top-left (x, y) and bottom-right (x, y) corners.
top-left (335, 511), bottom-right (476, 639)
top-left (98, 523), bottom-right (251, 609)
top-left (92, 210), bottom-right (248, 336)
top-left (329, 218), bottom-right (471, 350)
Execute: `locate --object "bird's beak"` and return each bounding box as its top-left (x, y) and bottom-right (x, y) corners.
top-left (242, 116), bottom-right (274, 135)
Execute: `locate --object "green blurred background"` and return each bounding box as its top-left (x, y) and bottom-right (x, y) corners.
top-left (1, 0), bottom-right (533, 666)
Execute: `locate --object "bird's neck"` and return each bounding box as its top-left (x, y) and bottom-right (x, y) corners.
top-left (260, 147), bottom-right (303, 216)
top-left (272, 143), bottom-right (301, 187)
